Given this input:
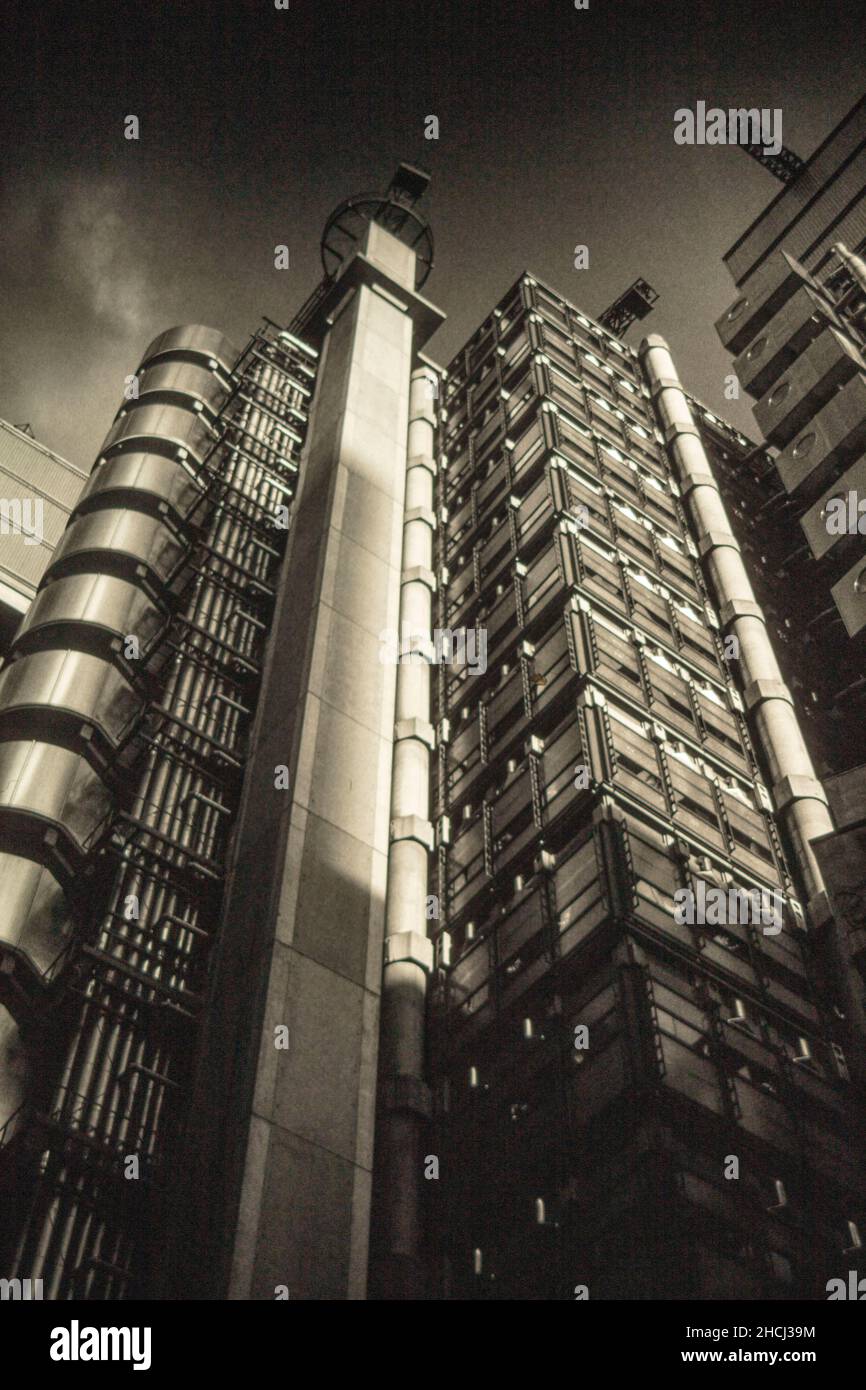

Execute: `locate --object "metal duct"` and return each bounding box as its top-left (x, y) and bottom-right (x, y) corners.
top-left (142, 325), bottom-right (238, 377)
top-left (640, 334), bottom-right (832, 907)
top-left (0, 330), bottom-right (234, 1005)
top-left (0, 648), bottom-right (140, 748)
top-left (75, 453), bottom-right (205, 523)
top-left (0, 740), bottom-right (113, 853)
top-left (373, 362), bottom-right (439, 1296)
top-left (0, 320), bottom-right (318, 1300)
top-left (133, 360), bottom-right (230, 416)
top-left (13, 573), bottom-right (164, 659)
top-left (0, 854), bottom-right (73, 982)
top-left (101, 404), bottom-right (215, 465)
top-left (47, 510), bottom-right (187, 587)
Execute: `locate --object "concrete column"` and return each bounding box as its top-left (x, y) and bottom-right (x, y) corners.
top-left (640, 335), bottom-right (833, 909)
top-left (170, 221), bottom-right (445, 1301)
top-left (371, 364), bottom-right (438, 1297)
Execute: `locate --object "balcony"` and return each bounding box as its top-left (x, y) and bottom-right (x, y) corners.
top-left (801, 453), bottom-right (866, 561)
top-left (716, 253), bottom-right (804, 357)
top-left (753, 328), bottom-right (865, 449)
top-left (775, 375), bottom-right (866, 496)
top-left (732, 285), bottom-right (833, 400)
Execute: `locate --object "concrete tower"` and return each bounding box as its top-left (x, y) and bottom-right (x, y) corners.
top-left (166, 167), bottom-right (445, 1300)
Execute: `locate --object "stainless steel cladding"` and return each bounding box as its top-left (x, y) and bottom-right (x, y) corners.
top-left (0, 319), bottom-right (317, 1300)
top-left (48, 510), bottom-right (187, 587)
top-left (13, 573), bottom-right (164, 656)
top-left (0, 649), bottom-right (140, 747)
top-left (101, 403), bottom-right (215, 465)
top-left (75, 452), bottom-right (206, 523)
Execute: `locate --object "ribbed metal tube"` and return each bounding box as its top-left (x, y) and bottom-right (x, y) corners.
top-left (1, 322), bottom-right (317, 1297)
top-left (373, 363), bottom-right (439, 1297)
top-left (0, 343), bottom-right (231, 996)
top-left (640, 335), bottom-right (832, 906)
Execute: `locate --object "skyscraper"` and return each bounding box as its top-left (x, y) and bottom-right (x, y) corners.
top-left (0, 168), bottom-right (862, 1302)
top-left (423, 272), bottom-right (864, 1300)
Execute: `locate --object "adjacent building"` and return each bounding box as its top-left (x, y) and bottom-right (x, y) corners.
top-left (715, 96), bottom-right (866, 1131)
top-left (0, 418), bottom-right (87, 655)
top-left (715, 95), bottom-right (866, 778)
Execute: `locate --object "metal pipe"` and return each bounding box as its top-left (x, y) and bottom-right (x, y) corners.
top-left (639, 334), bottom-right (832, 907)
top-left (374, 364), bottom-right (438, 1296)
top-left (832, 242), bottom-right (866, 295)
top-left (2, 327), bottom-right (315, 1296)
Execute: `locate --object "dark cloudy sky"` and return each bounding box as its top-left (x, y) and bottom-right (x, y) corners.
top-left (0, 0), bottom-right (863, 468)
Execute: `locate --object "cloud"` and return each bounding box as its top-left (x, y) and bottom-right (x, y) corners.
top-left (49, 176), bottom-right (153, 336)
top-left (0, 172), bottom-right (166, 462)
top-left (1, 172), bottom-right (153, 337)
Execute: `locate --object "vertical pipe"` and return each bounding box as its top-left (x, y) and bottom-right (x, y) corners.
top-left (639, 334), bottom-right (833, 907)
top-left (374, 364), bottom-right (438, 1297)
top-left (2, 328), bottom-right (314, 1297)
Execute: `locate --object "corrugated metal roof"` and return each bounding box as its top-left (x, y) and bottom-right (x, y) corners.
top-left (0, 420), bottom-right (88, 508)
top-left (0, 419), bottom-right (87, 613)
top-left (0, 530), bottom-right (55, 586)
